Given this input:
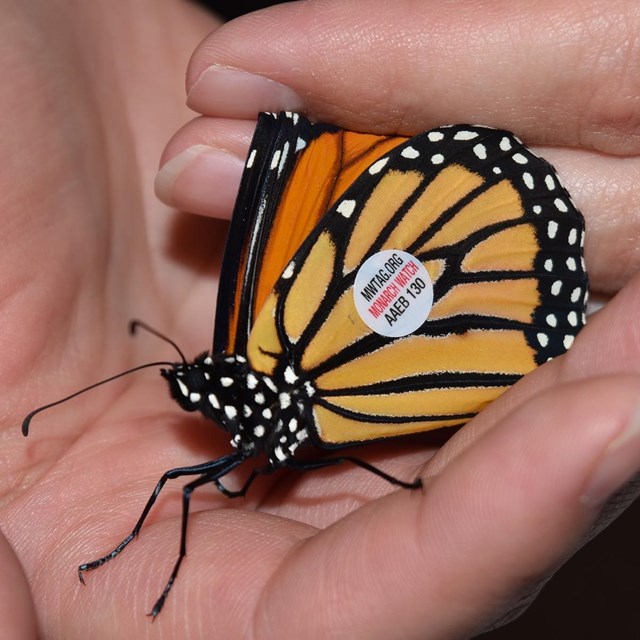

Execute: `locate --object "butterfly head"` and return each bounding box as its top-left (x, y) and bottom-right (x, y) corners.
top-left (161, 352), bottom-right (243, 412)
top-left (161, 353), bottom-right (264, 455)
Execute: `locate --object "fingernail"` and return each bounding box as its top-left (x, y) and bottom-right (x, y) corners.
top-left (187, 65), bottom-right (304, 118)
top-left (155, 145), bottom-right (245, 219)
top-left (581, 403), bottom-right (640, 508)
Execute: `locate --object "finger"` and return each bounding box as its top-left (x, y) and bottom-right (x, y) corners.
top-left (186, 0), bottom-right (640, 153)
top-left (0, 531), bottom-right (38, 640)
top-left (157, 0), bottom-right (640, 293)
top-left (154, 117), bottom-right (256, 220)
top-left (155, 115), bottom-right (638, 294)
top-left (254, 375), bottom-right (640, 639)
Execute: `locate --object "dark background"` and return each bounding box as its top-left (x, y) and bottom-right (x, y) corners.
top-left (196, 2), bottom-right (640, 638)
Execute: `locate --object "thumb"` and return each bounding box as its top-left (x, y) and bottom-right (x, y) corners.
top-left (255, 376), bottom-right (640, 639)
top-left (0, 529), bottom-right (38, 640)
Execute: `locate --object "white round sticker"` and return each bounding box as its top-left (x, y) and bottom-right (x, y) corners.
top-left (353, 250), bottom-right (434, 338)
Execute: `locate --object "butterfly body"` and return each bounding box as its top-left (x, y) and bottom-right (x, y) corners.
top-left (162, 354), bottom-right (311, 464)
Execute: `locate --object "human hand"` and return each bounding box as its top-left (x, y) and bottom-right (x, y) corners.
top-left (151, 0), bottom-right (640, 637)
top-left (1, 1), bottom-right (639, 639)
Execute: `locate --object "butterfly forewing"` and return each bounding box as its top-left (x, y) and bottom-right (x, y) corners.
top-left (214, 113), bottom-right (407, 355)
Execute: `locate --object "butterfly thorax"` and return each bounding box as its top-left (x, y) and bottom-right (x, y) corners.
top-left (161, 353), bottom-right (310, 464)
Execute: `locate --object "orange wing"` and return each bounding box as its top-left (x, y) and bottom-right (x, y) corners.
top-left (245, 123), bottom-right (588, 445)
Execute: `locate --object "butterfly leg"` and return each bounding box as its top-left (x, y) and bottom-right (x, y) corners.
top-left (214, 464), bottom-right (275, 498)
top-left (286, 456), bottom-right (422, 490)
top-left (78, 454), bottom-right (244, 585)
top-left (148, 455), bottom-right (247, 618)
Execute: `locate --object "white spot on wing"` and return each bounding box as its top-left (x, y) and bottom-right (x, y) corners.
top-left (277, 141), bottom-right (290, 176)
top-left (270, 149), bottom-right (281, 170)
top-left (499, 137), bottom-right (512, 151)
top-left (401, 146), bottom-right (420, 159)
top-left (522, 172), bottom-right (534, 189)
top-left (537, 332), bottom-right (549, 347)
top-left (337, 199), bottom-right (356, 218)
top-left (551, 280), bottom-right (562, 296)
top-left (368, 157), bottom-right (389, 174)
top-left (189, 392), bottom-right (201, 403)
top-left (473, 144), bottom-right (487, 160)
top-left (428, 131), bottom-right (444, 142)
top-left (547, 220), bottom-right (558, 239)
top-left (224, 405), bottom-right (237, 420)
top-left (571, 287), bottom-right (581, 303)
top-left (431, 153), bottom-right (445, 165)
top-left (295, 136), bottom-right (307, 152)
top-left (282, 261), bottom-right (295, 279)
top-left (555, 198), bottom-right (569, 212)
top-left (454, 130), bottom-right (479, 141)
top-left (563, 335), bottom-right (575, 349)
top-left (208, 393), bottom-right (220, 409)
top-left (512, 153), bottom-right (528, 164)
top-left (246, 149), bottom-right (257, 168)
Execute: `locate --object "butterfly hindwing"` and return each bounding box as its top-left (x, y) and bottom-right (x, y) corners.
top-left (245, 120), bottom-right (587, 447)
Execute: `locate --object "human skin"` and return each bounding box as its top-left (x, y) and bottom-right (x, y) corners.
top-left (1, 1), bottom-right (640, 639)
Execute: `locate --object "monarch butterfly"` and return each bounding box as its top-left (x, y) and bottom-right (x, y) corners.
top-left (23, 112), bottom-right (588, 617)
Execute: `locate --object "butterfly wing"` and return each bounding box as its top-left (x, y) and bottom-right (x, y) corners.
top-left (246, 123), bottom-right (588, 446)
top-left (214, 112), bottom-right (407, 355)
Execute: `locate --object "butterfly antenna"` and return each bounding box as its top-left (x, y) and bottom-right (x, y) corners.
top-left (22, 360), bottom-right (177, 436)
top-left (129, 320), bottom-right (187, 363)
top-left (23, 322), bottom-right (187, 435)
